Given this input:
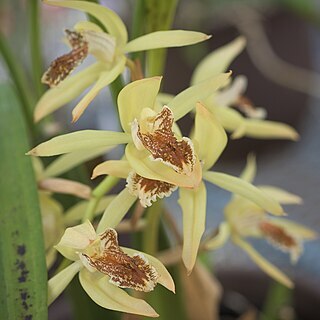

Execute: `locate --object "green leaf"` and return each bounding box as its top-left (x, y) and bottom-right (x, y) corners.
top-left (0, 85), bottom-right (47, 319)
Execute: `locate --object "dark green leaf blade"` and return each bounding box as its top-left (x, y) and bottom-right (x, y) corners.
top-left (0, 85), bottom-right (47, 319)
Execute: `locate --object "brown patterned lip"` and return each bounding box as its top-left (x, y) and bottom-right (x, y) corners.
top-left (41, 30), bottom-right (89, 87)
top-left (136, 106), bottom-right (196, 175)
top-left (81, 228), bottom-right (158, 292)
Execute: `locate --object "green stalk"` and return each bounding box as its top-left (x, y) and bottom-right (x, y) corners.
top-left (0, 32), bottom-right (35, 128)
top-left (109, 75), bottom-right (125, 108)
top-left (260, 281), bottom-right (292, 320)
top-left (130, 0), bottom-right (145, 62)
top-left (82, 176), bottom-right (119, 222)
top-left (144, 0), bottom-right (179, 76)
top-left (29, 0), bottom-right (44, 98)
top-left (142, 200), bottom-right (163, 255)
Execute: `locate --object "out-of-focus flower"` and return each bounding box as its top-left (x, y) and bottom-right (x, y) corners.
top-left (205, 155), bottom-right (317, 287)
top-left (35, 0), bottom-right (211, 122)
top-left (159, 36), bottom-right (299, 140)
top-left (48, 220), bottom-right (175, 317)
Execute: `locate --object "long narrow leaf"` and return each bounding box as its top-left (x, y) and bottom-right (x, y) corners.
top-left (0, 85), bottom-right (47, 319)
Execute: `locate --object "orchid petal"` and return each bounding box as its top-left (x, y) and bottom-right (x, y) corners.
top-left (232, 236), bottom-right (293, 288)
top-left (205, 222), bottom-right (230, 250)
top-left (79, 269), bottom-right (158, 317)
top-left (48, 261), bottom-right (82, 305)
top-left (125, 30), bottom-right (210, 53)
top-left (193, 102), bottom-right (227, 170)
top-left (213, 106), bottom-right (244, 133)
top-left (235, 119), bottom-right (299, 140)
top-left (123, 248), bottom-right (175, 293)
top-left (34, 62), bottom-right (102, 122)
top-left (258, 186), bottom-right (302, 205)
top-left (39, 178), bottom-right (91, 199)
top-left (97, 188), bottom-right (137, 233)
top-left (168, 72), bottom-right (231, 121)
top-left (74, 20), bottom-right (103, 33)
top-left (56, 220), bottom-right (97, 252)
top-left (266, 218), bottom-right (317, 240)
top-left (203, 171), bottom-right (283, 215)
top-left (179, 182), bottom-right (207, 274)
top-left (92, 160), bottom-right (131, 179)
top-left (126, 143), bottom-right (202, 188)
top-left (64, 196), bottom-right (116, 226)
top-left (118, 77), bottom-right (162, 133)
top-left (43, 146), bottom-right (112, 178)
top-left (44, 0), bottom-right (128, 47)
top-left (214, 75), bottom-right (248, 106)
top-left (27, 130), bottom-right (130, 156)
top-left (239, 153), bottom-right (256, 183)
top-left (71, 56), bottom-right (126, 122)
top-left (191, 36), bottom-right (246, 85)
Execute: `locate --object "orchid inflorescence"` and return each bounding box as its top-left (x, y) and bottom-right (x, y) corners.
top-left (27, 0), bottom-right (316, 317)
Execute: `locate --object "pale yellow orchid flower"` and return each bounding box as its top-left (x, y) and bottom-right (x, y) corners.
top-left (35, 0), bottom-right (211, 123)
top-left (91, 99), bottom-right (284, 274)
top-left (48, 220), bottom-right (175, 317)
top-left (159, 36), bottom-right (299, 140)
top-left (205, 155), bottom-right (317, 288)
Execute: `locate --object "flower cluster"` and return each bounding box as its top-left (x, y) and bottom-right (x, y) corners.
top-left (27, 0), bottom-right (316, 317)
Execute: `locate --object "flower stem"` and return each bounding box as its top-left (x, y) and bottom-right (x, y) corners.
top-left (29, 0), bottom-right (44, 98)
top-left (144, 0), bottom-right (179, 76)
top-left (82, 176), bottom-right (119, 222)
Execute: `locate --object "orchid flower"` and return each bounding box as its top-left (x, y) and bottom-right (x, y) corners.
top-left (48, 220), bottom-right (174, 317)
top-left (205, 155), bottom-right (317, 288)
top-left (90, 91), bottom-right (284, 274)
top-left (35, 0), bottom-right (211, 122)
top-left (159, 36), bottom-right (299, 140)
top-left (28, 75), bottom-right (283, 273)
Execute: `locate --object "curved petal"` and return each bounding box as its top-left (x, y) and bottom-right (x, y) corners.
top-left (92, 160), bottom-right (131, 179)
top-left (71, 56), bottom-right (126, 122)
top-left (44, 0), bottom-right (128, 47)
top-left (97, 188), bottom-right (137, 233)
top-left (56, 220), bottom-right (97, 252)
top-left (34, 62), bottom-right (102, 122)
top-left (193, 102), bottom-right (227, 170)
top-left (179, 182), bottom-right (207, 274)
top-left (258, 186), bottom-right (302, 205)
top-left (214, 75), bottom-right (248, 106)
top-left (205, 222), bottom-right (230, 250)
top-left (43, 146), bottom-right (112, 178)
top-left (122, 248), bottom-right (175, 293)
top-left (191, 36), bottom-right (246, 85)
top-left (203, 171), bottom-right (283, 216)
top-left (232, 236), bottom-right (294, 288)
top-left (118, 77), bottom-right (162, 133)
top-left (237, 119), bottom-right (299, 141)
top-left (125, 30), bottom-right (210, 53)
top-left (126, 143), bottom-right (202, 189)
top-left (39, 178), bottom-right (91, 199)
top-left (79, 269), bottom-right (158, 317)
top-left (239, 153), bottom-right (256, 183)
top-left (26, 130), bottom-right (130, 156)
top-left (168, 72), bottom-right (231, 121)
top-left (48, 261), bottom-right (82, 305)
top-left (64, 196), bottom-right (116, 226)
top-left (213, 106), bottom-right (244, 134)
